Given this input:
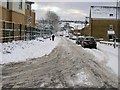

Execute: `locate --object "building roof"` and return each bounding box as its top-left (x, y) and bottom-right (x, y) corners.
top-left (26, 0), bottom-right (34, 4)
top-left (91, 6), bottom-right (120, 8)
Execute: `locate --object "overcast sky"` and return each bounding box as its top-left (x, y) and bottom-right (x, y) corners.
top-left (31, 1), bottom-right (118, 21)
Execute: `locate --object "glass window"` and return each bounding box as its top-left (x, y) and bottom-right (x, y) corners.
top-left (18, 24), bottom-right (22, 31)
top-left (19, 0), bottom-right (22, 9)
top-left (7, 0), bottom-right (9, 9)
top-left (27, 4), bottom-right (30, 10)
top-left (109, 14), bottom-right (113, 17)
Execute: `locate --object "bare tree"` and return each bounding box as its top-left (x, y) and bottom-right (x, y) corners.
top-left (45, 11), bottom-right (60, 34)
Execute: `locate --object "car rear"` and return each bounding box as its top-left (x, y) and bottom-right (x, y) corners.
top-left (82, 37), bottom-right (97, 48)
top-left (76, 37), bottom-right (84, 44)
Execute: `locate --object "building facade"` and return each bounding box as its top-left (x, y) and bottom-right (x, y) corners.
top-left (0, 0), bottom-right (36, 43)
top-left (81, 5), bottom-right (120, 41)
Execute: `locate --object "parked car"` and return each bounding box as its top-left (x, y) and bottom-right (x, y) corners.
top-left (76, 36), bottom-right (85, 45)
top-left (71, 36), bottom-right (77, 40)
top-left (81, 36), bottom-right (97, 49)
top-left (60, 34), bottom-right (63, 36)
top-left (65, 35), bottom-right (69, 38)
top-left (43, 35), bottom-right (50, 39)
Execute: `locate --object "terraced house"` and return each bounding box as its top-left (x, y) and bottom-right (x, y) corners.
top-left (81, 4), bottom-right (120, 41)
top-left (0, 0), bottom-right (36, 43)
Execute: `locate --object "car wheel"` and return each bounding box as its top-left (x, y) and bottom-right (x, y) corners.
top-left (94, 47), bottom-right (97, 49)
top-left (82, 44), bottom-right (85, 48)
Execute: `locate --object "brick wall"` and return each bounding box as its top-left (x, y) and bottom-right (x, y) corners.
top-left (81, 19), bottom-right (119, 41)
top-left (25, 9), bottom-right (35, 26)
top-left (91, 19), bottom-right (118, 40)
top-left (81, 26), bottom-right (91, 36)
top-left (0, 6), bottom-right (2, 43)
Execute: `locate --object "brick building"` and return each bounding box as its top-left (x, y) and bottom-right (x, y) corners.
top-left (81, 5), bottom-right (120, 41)
top-left (0, 0), bottom-right (36, 43)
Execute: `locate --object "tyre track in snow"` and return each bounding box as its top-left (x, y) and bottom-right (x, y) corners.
top-left (2, 37), bottom-right (118, 89)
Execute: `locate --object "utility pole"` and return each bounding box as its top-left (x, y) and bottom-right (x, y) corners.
top-left (116, 0), bottom-right (118, 38)
top-left (90, 6), bottom-right (92, 36)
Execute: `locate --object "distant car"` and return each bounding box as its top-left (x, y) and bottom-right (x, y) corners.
top-left (65, 35), bottom-right (69, 38)
top-left (60, 34), bottom-right (63, 36)
top-left (76, 36), bottom-right (85, 45)
top-left (81, 36), bottom-right (97, 49)
top-left (43, 35), bottom-right (50, 39)
top-left (71, 36), bottom-right (77, 40)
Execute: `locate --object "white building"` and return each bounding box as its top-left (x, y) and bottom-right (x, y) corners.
top-left (89, 6), bottom-right (119, 40)
top-left (1, 0), bottom-right (26, 14)
top-left (91, 6), bottom-right (117, 19)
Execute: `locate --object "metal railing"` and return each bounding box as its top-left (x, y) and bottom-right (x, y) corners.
top-left (0, 20), bottom-right (42, 43)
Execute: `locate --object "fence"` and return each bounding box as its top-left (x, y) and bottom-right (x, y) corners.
top-left (0, 20), bottom-right (43, 43)
top-left (99, 41), bottom-right (120, 47)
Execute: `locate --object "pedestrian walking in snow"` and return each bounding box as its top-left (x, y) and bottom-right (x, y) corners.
top-left (113, 36), bottom-right (116, 48)
top-left (52, 34), bottom-right (55, 41)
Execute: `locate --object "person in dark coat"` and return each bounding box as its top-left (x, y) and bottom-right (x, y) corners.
top-left (52, 34), bottom-right (55, 41)
top-left (113, 36), bottom-right (116, 48)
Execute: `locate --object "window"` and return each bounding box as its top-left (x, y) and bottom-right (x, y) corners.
top-left (7, 0), bottom-right (9, 9)
top-left (19, 0), bottom-right (22, 9)
top-left (27, 4), bottom-right (30, 10)
top-left (18, 24), bottom-right (22, 40)
top-left (109, 14), bottom-right (113, 17)
top-left (18, 24), bottom-right (22, 31)
top-left (26, 16), bottom-right (31, 24)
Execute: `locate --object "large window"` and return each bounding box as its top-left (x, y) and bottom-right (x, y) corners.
top-left (109, 14), bottom-right (113, 17)
top-left (27, 4), bottom-right (30, 10)
top-left (7, 0), bottom-right (9, 9)
top-left (19, 0), bottom-right (22, 9)
top-left (2, 22), bottom-right (14, 42)
top-left (18, 24), bottom-right (22, 40)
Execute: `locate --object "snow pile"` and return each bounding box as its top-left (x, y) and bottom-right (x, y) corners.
top-left (69, 70), bottom-right (92, 87)
top-left (84, 48), bottom-right (107, 63)
top-left (1, 37), bottom-right (61, 64)
top-left (97, 42), bottom-right (118, 75)
top-left (75, 71), bottom-right (91, 85)
top-left (68, 39), bottom-right (118, 76)
top-left (84, 42), bottom-right (118, 76)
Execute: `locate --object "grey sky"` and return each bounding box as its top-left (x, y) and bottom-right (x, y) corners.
top-left (32, 1), bottom-right (117, 21)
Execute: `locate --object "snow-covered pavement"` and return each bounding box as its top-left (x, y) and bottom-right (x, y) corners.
top-left (97, 43), bottom-right (118, 75)
top-left (0, 37), bottom-right (61, 64)
top-left (84, 43), bottom-right (118, 76)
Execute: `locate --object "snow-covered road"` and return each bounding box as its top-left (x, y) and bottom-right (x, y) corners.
top-left (1, 37), bottom-right (118, 88)
top-left (84, 43), bottom-right (118, 76)
top-left (69, 38), bottom-right (118, 76)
